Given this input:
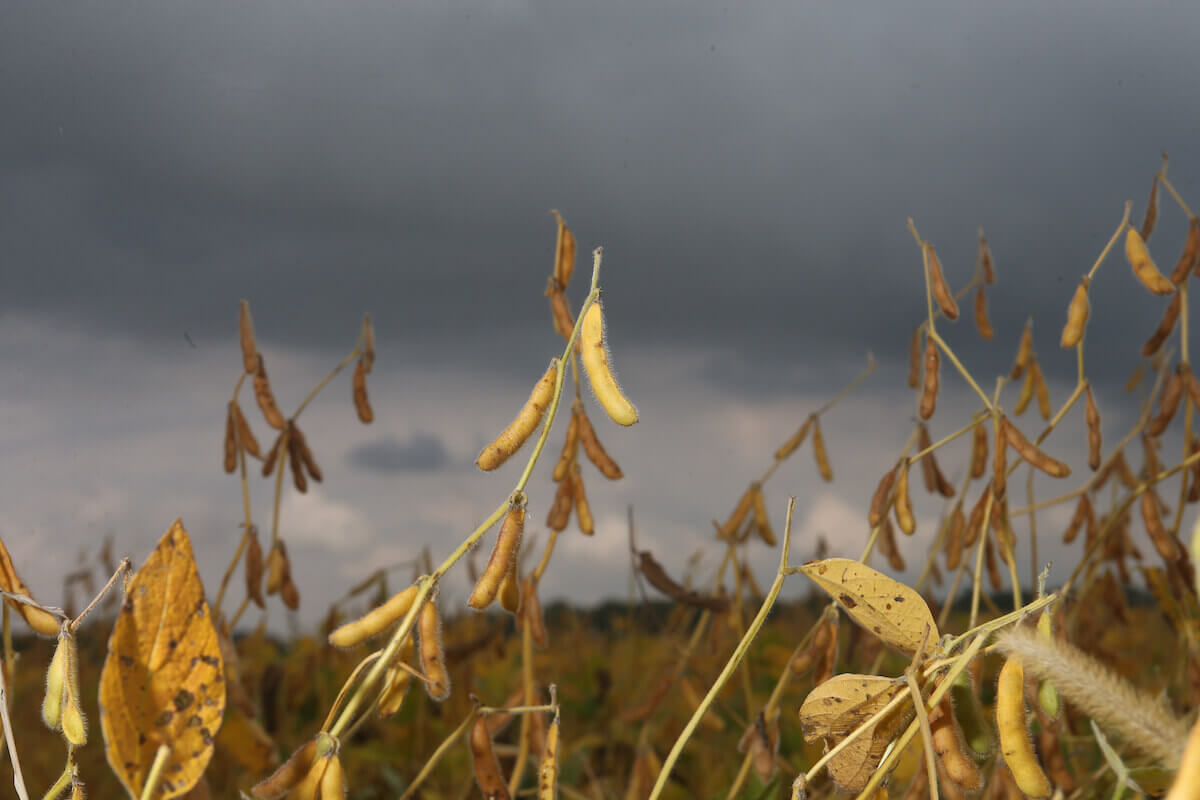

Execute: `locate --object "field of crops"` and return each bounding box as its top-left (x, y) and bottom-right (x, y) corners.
top-left (4, 164), bottom-right (1200, 799)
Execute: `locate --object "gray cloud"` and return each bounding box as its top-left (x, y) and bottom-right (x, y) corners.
top-left (347, 433), bottom-right (450, 474)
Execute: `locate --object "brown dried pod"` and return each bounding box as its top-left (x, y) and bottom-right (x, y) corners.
top-left (1183, 363), bottom-right (1200, 413)
top-left (978, 227), bottom-right (996, 285)
top-left (265, 540), bottom-right (288, 596)
top-left (360, 312), bottom-right (375, 374)
top-left (469, 496), bottom-right (526, 610)
top-left (470, 715), bottom-right (511, 800)
top-left (552, 408), bottom-right (579, 483)
top-left (547, 286), bottom-right (576, 343)
top-left (925, 243), bottom-right (959, 320)
top-left (545, 476), bottom-right (573, 532)
top-left (1141, 489), bottom-right (1180, 561)
top-left (894, 460), bottom-right (916, 535)
top-left (867, 465), bottom-right (898, 528)
top-left (245, 529), bottom-right (265, 609)
top-left (551, 209), bottom-right (576, 289)
top-left (974, 284), bottom-right (994, 340)
top-left (965, 486), bottom-right (990, 548)
top-left (280, 575), bottom-right (301, 611)
top-left (908, 327), bottom-right (922, 389)
top-left (1011, 320), bottom-right (1033, 380)
top-left (993, 423), bottom-right (1007, 500)
top-left (251, 738), bottom-right (317, 800)
top-left (945, 504), bottom-right (965, 570)
top-left (877, 515), bottom-right (905, 571)
top-left (1143, 291), bottom-right (1183, 357)
top-left (1085, 385), bottom-right (1102, 470)
top-left (497, 561), bottom-right (521, 616)
top-left (1014, 365), bottom-right (1035, 417)
top-left (253, 356), bottom-right (287, 431)
top-left (919, 335), bottom-right (939, 420)
top-left (811, 418), bottom-right (834, 481)
top-left (419, 595), bottom-right (450, 700)
top-left (775, 414), bottom-right (815, 460)
top-left (916, 424), bottom-right (938, 493)
top-left (1033, 361), bottom-right (1052, 421)
top-left (352, 359), bottom-right (374, 424)
top-left (1147, 366), bottom-right (1184, 437)
top-left (290, 422), bottom-right (322, 483)
top-left (984, 532), bottom-right (1002, 591)
top-left (570, 464), bottom-right (594, 535)
top-left (1115, 451), bottom-right (1138, 489)
top-left (751, 486), bottom-right (777, 546)
top-left (223, 403), bottom-right (238, 474)
top-left (522, 577), bottom-right (548, 649)
top-left (1143, 434), bottom-right (1163, 486)
top-left (287, 433), bottom-right (308, 494)
top-left (1059, 277), bottom-right (1090, 348)
top-left (576, 405), bottom-right (623, 479)
top-left (261, 431), bottom-right (284, 478)
top-left (1126, 363), bottom-right (1146, 393)
top-left (1063, 495), bottom-right (1092, 545)
top-left (1188, 439), bottom-right (1200, 503)
top-left (1171, 217), bottom-right (1200, 285)
top-left (232, 402), bottom-right (260, 458)
top-left (719, 484), bottom-right (757, 540)
top-left (0, 535), bottom-right (60, 636)
top-left (970, 420), bottom-right (988, 479)
top-left (1001, 417), bottom-right (1070, 478)
top-left (1126, 227), bottom-right (1175, 295)
top-left (637, 550), bottom-right (730, 612)
top-left (239, 300), bottom-right (259, 374)
top-left (1038, 718), bottom-right (1076, 793)
top-left (1141, 174), bottom-right (1160, 242)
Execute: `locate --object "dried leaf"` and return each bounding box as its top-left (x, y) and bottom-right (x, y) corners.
top-left (799, 558), bottom-right (938, 657)
top-left (99, 520), bottom-right (225, 800)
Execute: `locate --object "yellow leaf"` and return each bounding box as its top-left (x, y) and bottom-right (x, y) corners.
top-left (99, 520), bottom-right (225, 799)
top-left (798, 674), bottom-right (913, 793)
top-left (799, 558), bottom-right (938, 657)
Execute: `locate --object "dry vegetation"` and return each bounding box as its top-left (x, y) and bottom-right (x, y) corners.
top-left (4, 162), bottom-right (1200, 799)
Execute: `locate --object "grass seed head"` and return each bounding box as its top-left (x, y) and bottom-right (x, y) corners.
top-left (476, 361), bottom-right (558, 471)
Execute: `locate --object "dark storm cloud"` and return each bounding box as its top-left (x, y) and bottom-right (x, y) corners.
top-left (346, 432), bottom-right (450, 474)
top-left (3, 1), bottom-right (1200, 385)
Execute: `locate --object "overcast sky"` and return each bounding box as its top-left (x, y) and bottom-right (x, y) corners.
top-left (2, 1), bottom-right (1199, 629)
